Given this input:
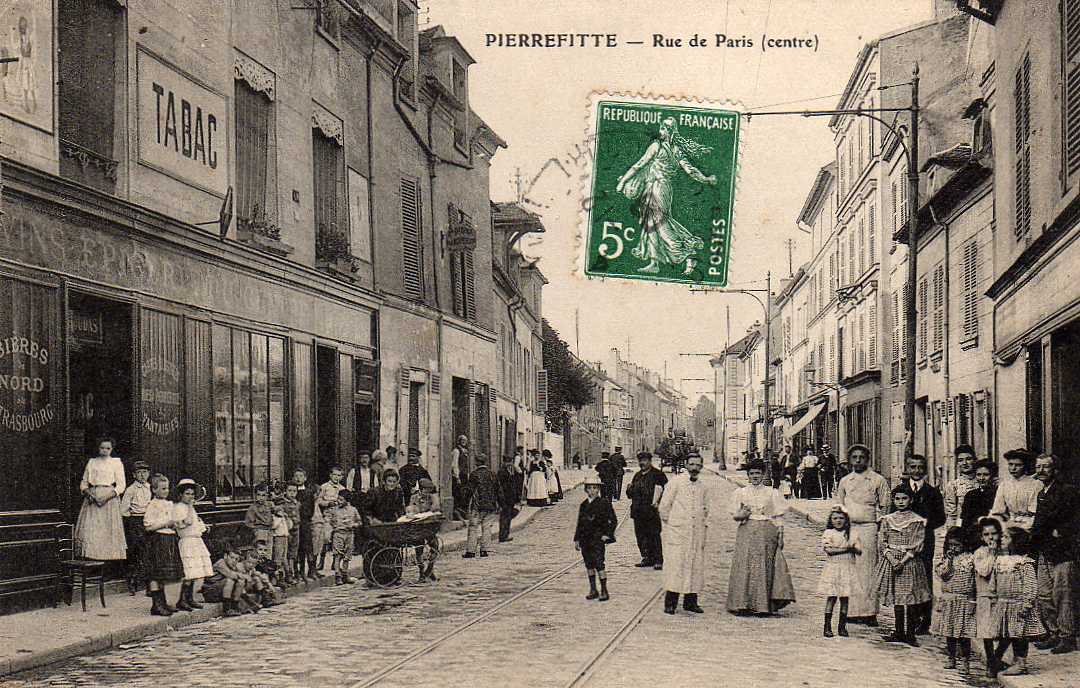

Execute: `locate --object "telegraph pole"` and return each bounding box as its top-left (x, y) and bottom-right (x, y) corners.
top-left (903, 65), bottom-right (920, 463)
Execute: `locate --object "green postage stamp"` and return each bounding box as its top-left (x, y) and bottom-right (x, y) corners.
top-left (582, 94), bottom-right (741, 286)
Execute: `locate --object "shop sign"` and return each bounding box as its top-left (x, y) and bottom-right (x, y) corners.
top-left (70, 309), bottom-right (103, 345)
top-left (141, 358), bottom-right (180, 436)
top-left (446, 205), bottom-right (478, 252)
top-left (0, 334), bottom-right (53, 432)
top-left (137, 48), bottom-right (228, 196)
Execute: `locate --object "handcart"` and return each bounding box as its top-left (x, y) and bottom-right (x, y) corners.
top-left (362, 516), bottom-right (443, 588)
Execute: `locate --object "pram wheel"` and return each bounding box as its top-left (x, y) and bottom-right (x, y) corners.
top-left (368, 546), bottom-right (404, 587)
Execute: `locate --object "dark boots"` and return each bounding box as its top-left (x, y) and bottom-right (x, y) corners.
top-left (664, 591), bottom-right (678, 614)
top-left (149, 590), bottom-right (173, 616)
top-left (683, 593), bottom-right (704, 613)
top-left (586, 574), bottom-right (599, 600)
top-left (598, 577), bottom-right (609, 602)
top-left (884, 606), bottom-right (906, 643)
top-left (837, 611), bottom-right (849, 637)
top-left (824, 612), bottom-right (834, 637)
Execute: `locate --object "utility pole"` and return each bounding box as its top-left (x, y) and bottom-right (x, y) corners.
top-left (763, 271), bottom-right (773, 459)
top-left (575, 307), bottom-right (580, 357)
top-left (785, 238), bottom-right (795, 277)
top-left (903, 65), bottom-right (920, 464)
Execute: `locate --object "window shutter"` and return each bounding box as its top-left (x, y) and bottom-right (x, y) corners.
top-left (401, 177), bottom-right (424, 300)
top-left (890, 290), bottom-right (900, 385)
top-left (537, 369), bottom-right (549, 413)
top-left (848, 234), bottom-right (856, 284)
top-left (858, 312), bottom-right (866, 372)
top-left (962, 240), bottom-right (979, 338)
top-left (829, 334), bottom-right (836, 382)
top-left (890, 180), bottom-right (899, 249)
top-left (933, 265), bottom-right (945, 353)
top-left (918, 277), bottom-right (928, 359)
top-left (868, 204), bottom-right (876, 266)
top-left (868, 301), bottom-right (877, 369)
top-left (1015, 53), bottom-right (1032, 238)
top-left (1065, 1), bottom-right (1080, 178)
top-left (858, 217), bottom-right (866, 276)
top-left (838, 239), bottom-right (846, 286)
top-left (464, 249), bottom-right (477, 321)
top-left (900, 170), bottom-right (909, 225)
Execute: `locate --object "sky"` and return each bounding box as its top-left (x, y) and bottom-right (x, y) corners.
top-left (427, 0), bottom-right (937, 404)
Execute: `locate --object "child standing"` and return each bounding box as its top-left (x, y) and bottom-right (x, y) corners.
top-left (931, 527), bottom-right (977, 673)
top-left (173, 479), bottom-right (212, 612)
top-left (315, 466), bottom-right (346, 572)
top-left (875, 484), bottom-right (932, 646)
top-left (974, 517), bottom-right (1003, 678)
top-left (819, 505), bottom-right (861, 638)
top-left (120, 460), bottom-right (152, 594)
top-left (279, 482), bottom-right (302, 584)
top-left (270, 486), bottom-right (291, 581)
top-left (986, 527), bottom-right (1046, 677)
top-left (142, 474), bottom-right (183, 616)
top-left (326, 488), bottom-right (360, 584)
top-left (244, 484), bottom-right (275, 548)
top-left (574, 476), bottom-right (618, 601)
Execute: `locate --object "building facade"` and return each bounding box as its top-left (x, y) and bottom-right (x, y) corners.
top-left (0, 0), bottom-right (516, 609)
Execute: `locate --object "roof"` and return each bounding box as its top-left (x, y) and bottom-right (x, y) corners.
top-left (796, 162), bottom-right (837, 226)
top-left (420, 26), bottom-right (476, 65)
top-left (492, 202), bottom-right (545, 232)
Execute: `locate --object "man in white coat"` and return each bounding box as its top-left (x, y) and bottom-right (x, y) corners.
top-left (659, 453), bottom-right (712, 614)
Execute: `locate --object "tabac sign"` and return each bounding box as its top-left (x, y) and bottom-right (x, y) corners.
top-left (583, 96), bottom-right (740, 286)
top-left (137, 48), bottom-right (228, 196)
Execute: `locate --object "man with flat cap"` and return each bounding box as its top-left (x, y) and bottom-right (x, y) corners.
top-left (398, 447), bottom-right (431, 503)
top-left (627, 451), bottom-right (667, 569)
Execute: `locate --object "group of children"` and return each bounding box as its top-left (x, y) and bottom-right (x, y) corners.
top-left (818, 485), bottom-right (1044, 679)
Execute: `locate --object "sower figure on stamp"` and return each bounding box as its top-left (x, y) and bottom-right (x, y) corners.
top-left (615, 117), bottom-right (715, 275)
top-left (659, 453), bottom-right (712, 614)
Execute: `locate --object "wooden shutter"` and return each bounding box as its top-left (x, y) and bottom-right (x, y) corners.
top-left (868, 302), bottom-right (877, 369)
top-left (235, 81), bottom-right (270, 223)
top-left (858, 217), bottom-right (866, 276)
top-left (917, 277), bottom-right (928, 359)
top-left (900, 169), bottom-right (909, 225)
top-left (932, 265), bottom-right (945, 353)
top-left (450, 253), bottom-right (465, 317)
top-left (537, 369), bottom-right (549, 413)
top-left (890, 290), bottom-right (900, 385)
top-left (401, 177), bottom-right (424, 300)
top-left (1065, 1), bottom-right (1080, 178)
top-left (901, 282), bottom-right (912, 381)
top-left (830, 334), bottom-right (836, 382)
top-left (1015, 53), bottom-right (1032, 238)
top-left (464, 249), bottom-right (477, 322)
top-left (962, 240), bottom-right (979, 339)
top-left (848, 234), bottom-right (856, 284)
top-left (891, 180), bottom-right (899, 248)
top-left (858, 312), bottom-right (866, 372)
top-left (868, 204), bottom-right (876, 266)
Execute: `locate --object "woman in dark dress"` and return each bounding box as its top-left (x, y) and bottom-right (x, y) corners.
top-left (960, 459), bottom-right (997, 550)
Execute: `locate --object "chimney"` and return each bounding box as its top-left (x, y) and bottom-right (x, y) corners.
top-left (933, 0), bottom-right (960, 19)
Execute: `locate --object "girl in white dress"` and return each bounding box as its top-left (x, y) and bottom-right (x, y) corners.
top-left (819, 505), bottom-right (861, 637)
top-left (173, 479), bottom-right (213, 612)
top-left (73, 438), bottom-right (128, 561)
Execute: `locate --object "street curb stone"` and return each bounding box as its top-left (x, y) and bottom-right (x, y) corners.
top-left (0, 474), bottom-right (587, 679)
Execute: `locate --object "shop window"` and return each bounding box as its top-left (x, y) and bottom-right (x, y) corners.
top-left (58, 0), bottom-right (121, 193)
top-left (0, 278), bottom-right (63, 512)
top-left (212, 325), bottom-right (286, 501)
top-left (291, 342), bottom-right (315, 477)
top-left (140, 310), bottom-right (183, 480)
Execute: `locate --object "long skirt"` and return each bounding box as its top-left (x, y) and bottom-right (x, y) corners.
top-left (848, 522), bottom-right (881, 618)
top-left (526, 472), bottom-right (549, 506)
top-left (546, 472), bottom-right (560, 500)
top-left (178, 535), bottom-right (214, 580)
top-left (145, 532), bottom-right (184, 582)
top-left (726, 520), bottom-right (796, 613)
top-left (73, 496), bottom-right (128, 560)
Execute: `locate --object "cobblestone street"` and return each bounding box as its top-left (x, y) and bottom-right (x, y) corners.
top-left (7, 474), bottom-right (1000, 687)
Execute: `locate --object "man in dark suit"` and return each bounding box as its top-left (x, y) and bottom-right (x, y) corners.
top-left (594, 452), bottom-right (617, 501)
top-left (611, 447), bottom-right (627, 501)
top-left (901, 454), bottom-right (946, 635)
top-left (496, 455), bottom-right (519, 543)
top-left (626, 451), bottom-right (668, 569)
top-left (1031, 453), bottom-right (1080, 654)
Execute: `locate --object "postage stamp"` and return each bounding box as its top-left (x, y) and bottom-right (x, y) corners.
top-left (581, 93), bottom-right (742, 286)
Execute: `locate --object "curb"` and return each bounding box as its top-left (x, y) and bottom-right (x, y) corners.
top-left (707, 467), bottom-right (828, 528)
top-left (1, 476), bottom-right (586, 679)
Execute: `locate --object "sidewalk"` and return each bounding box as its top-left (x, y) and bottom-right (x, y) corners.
top-left (0, 469), bottom-right (588, 679)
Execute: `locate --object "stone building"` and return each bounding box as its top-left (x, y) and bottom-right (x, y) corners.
top-left (0, 0), bottom-right (513, 609)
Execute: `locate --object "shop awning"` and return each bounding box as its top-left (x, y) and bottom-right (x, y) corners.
top-left (783, 401), bottom-right (827, 440)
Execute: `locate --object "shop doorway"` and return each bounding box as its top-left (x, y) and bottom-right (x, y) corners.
top-left (451, 377), bottom-right (471, 473)
top-left (67, 292), bottom-right (134, 517)
top-left (315, 345), bottom-right (338, 481)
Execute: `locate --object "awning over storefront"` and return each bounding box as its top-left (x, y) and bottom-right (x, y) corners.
top-left (784, 401), bottom-right (827, 440)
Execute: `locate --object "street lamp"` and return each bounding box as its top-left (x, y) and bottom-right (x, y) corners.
top-left (742, 65), bottom-right (921, 462)
top-left (690, 271), bottom-right (773, 460)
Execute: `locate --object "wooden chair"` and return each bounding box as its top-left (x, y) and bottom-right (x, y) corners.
top-left (54, 524), bottom-right (107, 612)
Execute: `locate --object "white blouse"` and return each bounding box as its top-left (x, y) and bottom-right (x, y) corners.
top-left (143, 498), bottom-right (176, 534)
top-left (173, 502), bottom-right (207, 538)
top-left (730, 484), bottom-right (788, 524)
top-left (80, 456), bottom-right (127, 496)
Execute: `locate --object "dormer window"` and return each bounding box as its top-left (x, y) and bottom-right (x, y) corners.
top-left (397, 2), bottom-right (417, 102)
top-left (452, 58), bottom-right (468, 151)
top-left (315, 0), bottom-right (341, 45)
top-left (972, 106), bottom-right (992, 155)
